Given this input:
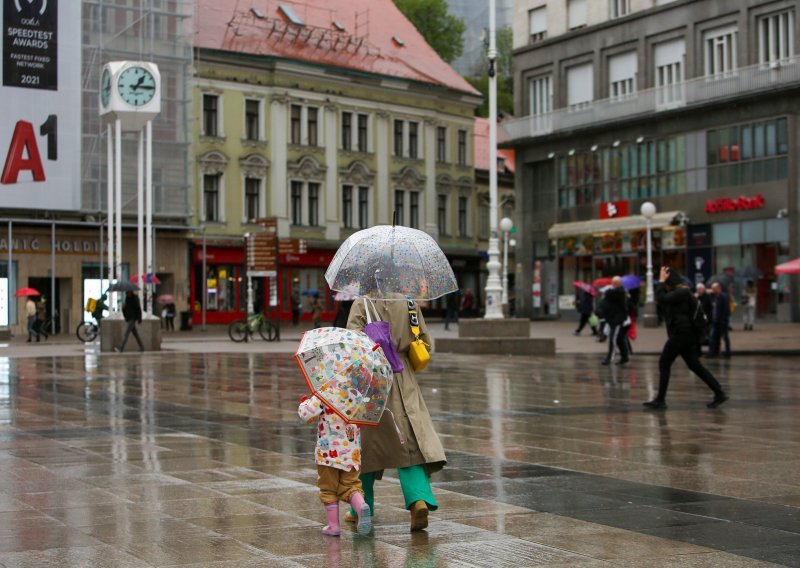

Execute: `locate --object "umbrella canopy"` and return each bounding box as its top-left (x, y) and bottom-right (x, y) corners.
top-left (301, 289), bottom-right (320, 296)
top-left (130, 274), bottom-right (161, 285)
top-left (775, 258), bottom-right (800, 275)
top-left (593, 277), bottom-right (613, 288)
top-left (157, 294), bottom-right (175, 305)
top-left (294, 327), bottom-right (394, 427)
top-left (621, 274), bottom-right (642, 290)
top-left (325, 225), bottom-right (457, 301)
top-left (108, 281), bottom-right (138, 292)
top-left (572, 281), bottom-right (597, 297)
top-left (13, 287), bottom-right (40, 298)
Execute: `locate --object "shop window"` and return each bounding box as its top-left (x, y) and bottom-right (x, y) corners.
top-left (741, 220), bottom-right (765, 244)
top-left (767, 218), bottom-right (789, 242)
top-left (713, 222), bottom-right (740, 246)
top-left (205, 265), bottom-right (242, 312)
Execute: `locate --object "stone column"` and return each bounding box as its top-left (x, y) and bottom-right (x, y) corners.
top-left (424, 118), bottom-right (438, 239)
top-left (375, 111), bottom-right (390, 224)
top-left (324, 104), bottom-right (339, 241)
top-left (270, 95), bottom-right (290, 237)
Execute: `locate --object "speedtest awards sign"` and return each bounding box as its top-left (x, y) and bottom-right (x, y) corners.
top-left (1, 0), bottom-right (81, 210)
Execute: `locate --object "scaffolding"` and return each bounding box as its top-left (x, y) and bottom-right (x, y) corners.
top-left (81, 0), bottom-right (194, 221)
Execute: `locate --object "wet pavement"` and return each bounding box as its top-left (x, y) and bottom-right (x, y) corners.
top-left (0, 346), bottom-right (798, 566)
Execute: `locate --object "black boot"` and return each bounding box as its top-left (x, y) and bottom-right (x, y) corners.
top-left (643, 399), bottom-right (667, 410)
top-left (707, 392), bottom-right (729, 409)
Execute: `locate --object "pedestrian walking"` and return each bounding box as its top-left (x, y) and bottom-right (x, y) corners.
top-left (694, 284), bottom-right (713, 355)
top-left (599, 277), bottom-right (629, 365)
top-left (574, 289), bottom-right (598, 336)
top-left (115, 290), bottom-right (145, 352)
top-left (443, 290), bottom-right (460, 331)
top-left (708, 282), bottom-right (731, 358)
top-left (345, 294), bottom-right (444, 531)
top-left (298, 394), bottom-right (371, 536)
top-left (309, 293), bottom-right (322, 329)
top-left (643, 267), bottom-right (728, 410)
top-left (460, 288), bottom-right (475, 318)
top-left (163, 302), bottom-right (176, 331)
top-left (291, 283), bottom-right (302, 326)
top-left (742, 280), bottom-right (756, 331)
top-left (25, 297), bottom-right (38, 342)
top-left (35, 298), bottom-right (49, 341)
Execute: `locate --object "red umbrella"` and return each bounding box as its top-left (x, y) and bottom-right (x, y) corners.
top-left (775, 258), bottom-right (800, 275)
top-left (572, 281), bottom-right (597, 297)
top-left (593, 277), bottom-right (613, 287)
top-left (14, 287), bottom-right (40, 298)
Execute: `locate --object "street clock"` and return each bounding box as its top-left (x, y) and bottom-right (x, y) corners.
top-left (99, 61), bottom-right (161, 131)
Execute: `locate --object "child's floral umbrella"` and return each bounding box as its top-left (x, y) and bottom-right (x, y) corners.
top-left (294, 327), bottom-right (394, 427)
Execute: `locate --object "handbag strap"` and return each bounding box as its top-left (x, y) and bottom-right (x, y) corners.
top-left (363, 297), bottom-right (381, 324)
top-left (405, 296), bottom-right (422, 340)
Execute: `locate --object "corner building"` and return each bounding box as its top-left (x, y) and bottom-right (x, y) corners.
top-left (506, 0), bottom-right (798, 321)
top-left (191, 0), bottom-right (481, 324)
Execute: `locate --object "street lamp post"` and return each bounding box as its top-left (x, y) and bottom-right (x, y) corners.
top-left (641, 201), bottom-right (658, 327)
top-left (244, 233), bottom-right (254, 316)
top-left (500, 217), bottom-right (513, 307)
top-left (484, 0), bottom-right (504, 319)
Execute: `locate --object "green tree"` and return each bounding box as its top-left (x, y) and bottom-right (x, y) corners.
top-left (394, 0), bottom-right (466, 63)
top-left (467, 26), bottom-right (515, 117)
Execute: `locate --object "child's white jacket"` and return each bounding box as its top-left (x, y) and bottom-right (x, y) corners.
top-left (298, 395), bottom-right (361, 472)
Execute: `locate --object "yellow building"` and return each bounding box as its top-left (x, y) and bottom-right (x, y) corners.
top-left (191, 0), bottom-right (481, 324)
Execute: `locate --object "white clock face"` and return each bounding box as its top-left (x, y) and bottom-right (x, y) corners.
top-left (117, 66), bottom-right (157, 107)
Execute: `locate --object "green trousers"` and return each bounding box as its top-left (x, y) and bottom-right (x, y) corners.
top-left (352, 465), bottom-right (438, 515)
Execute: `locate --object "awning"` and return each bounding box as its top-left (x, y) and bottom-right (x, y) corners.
top-left (548, 211), bottom-right (684, 239)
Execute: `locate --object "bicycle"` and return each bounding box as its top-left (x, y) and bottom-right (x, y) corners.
top-left (228, 312), bottom-right (279, 342)
top-left (76, 320), bottom-right (100, 342)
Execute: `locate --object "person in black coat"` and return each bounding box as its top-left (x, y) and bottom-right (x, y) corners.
top-left (707, 282), bottom-right (731, 358)
top-left (332, 300), bottom-right (354, 329)
top-left (599, 277), bottom-right (629, 365)
top-left (574, 289), bottom-right (597, 336)
top-left (116, 290), bottom-right (145, 352)
top-left (643, 267), bottom-right (728, 410)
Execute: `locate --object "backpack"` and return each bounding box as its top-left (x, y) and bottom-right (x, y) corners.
top-left (690, 295), bottom-right (708, 339)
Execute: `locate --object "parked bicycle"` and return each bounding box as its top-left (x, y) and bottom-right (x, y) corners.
top-left (76, 320), bottom-right (100, 342)
top-left (228, 311), bottom-right (279, 342)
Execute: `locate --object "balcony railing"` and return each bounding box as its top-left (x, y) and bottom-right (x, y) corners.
top-left (502, 56), bottom-right (800, 143)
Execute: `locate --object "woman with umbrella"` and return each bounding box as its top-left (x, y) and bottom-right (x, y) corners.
top-left (328, 223), bottom-right (450, 532)
top-left (345, 283), bottom-right (443, 531)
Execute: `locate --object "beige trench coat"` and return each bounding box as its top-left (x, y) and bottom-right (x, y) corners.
top-left (347, 295), bottom-right (446, 477)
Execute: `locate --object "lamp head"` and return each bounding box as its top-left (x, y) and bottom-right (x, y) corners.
top-left (640, 201), bottom-right (656, 219)
top-left (499, 217), bottom-right (513, 233)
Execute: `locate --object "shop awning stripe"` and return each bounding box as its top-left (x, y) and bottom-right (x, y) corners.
top-left (548, 211), bottom-right (683, 239)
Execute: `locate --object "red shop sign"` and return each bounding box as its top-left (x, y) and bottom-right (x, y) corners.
top-left (599, 200), bottom-right (629, 219)
top-left (705, 193), bottom-right (765, 214)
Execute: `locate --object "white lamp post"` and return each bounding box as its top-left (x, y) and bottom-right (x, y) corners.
top-left (244, 233), bottom-right (254, 316)
top-left (499, 217), bottom-right (513, 307)
top-left (483, 0), bottom-right (503, 319)
top-left (641, 201), bottom-right (658, 327)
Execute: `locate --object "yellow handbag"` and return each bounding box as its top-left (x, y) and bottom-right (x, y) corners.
top-left (405, 296), bottom-right (430, 372)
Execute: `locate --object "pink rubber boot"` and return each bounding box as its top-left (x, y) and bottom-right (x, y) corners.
top-left (322, 502), bottom-right (340, 536)
top-left (350, 491), bottom-right (372, 535)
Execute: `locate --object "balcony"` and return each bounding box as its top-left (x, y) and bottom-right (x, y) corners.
top-left (502, 56), bottom-right (800, 144)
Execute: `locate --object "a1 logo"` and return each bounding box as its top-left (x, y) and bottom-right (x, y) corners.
top-left (1, 114), bottom-right (57, 185)
top-left (606, 202), bottom-right (618, 217)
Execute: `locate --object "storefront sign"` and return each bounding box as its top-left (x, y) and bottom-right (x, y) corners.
top-left (705, 193), bottom-right (765, 214)
top-left (599, 200), bottom-right (629, 219)
top-left (0, 236), bottom-right (103, 254)
top-left (1, 0), bottom-right (81, 210)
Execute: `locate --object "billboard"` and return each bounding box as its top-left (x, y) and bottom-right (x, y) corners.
top-left (1, 0), bottom-right (81, 210)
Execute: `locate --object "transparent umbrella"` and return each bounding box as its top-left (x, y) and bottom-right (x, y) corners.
top-left (325, 225), bottom-right (457, 301)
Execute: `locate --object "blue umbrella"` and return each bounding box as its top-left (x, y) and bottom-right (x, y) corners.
top-left (621, 274), bottom-right (642, 290)
top-left (301, 289), bottom-right (320, 296)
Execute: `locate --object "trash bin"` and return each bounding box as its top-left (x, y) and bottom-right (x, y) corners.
top-left (180, 310), bottom-right (193, 331)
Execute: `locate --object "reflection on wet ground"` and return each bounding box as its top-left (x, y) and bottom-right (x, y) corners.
top-left (0, 351), bottom-right (798, 566)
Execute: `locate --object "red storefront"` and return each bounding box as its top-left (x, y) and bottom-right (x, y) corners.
top-left (190, 244), bottom-right (337, 324)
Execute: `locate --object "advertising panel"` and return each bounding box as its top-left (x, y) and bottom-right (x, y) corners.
top-left (1, 0), bottom-right (81, 210)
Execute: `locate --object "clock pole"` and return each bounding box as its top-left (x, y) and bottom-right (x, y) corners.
top-left (137, 129), bottom-right (145, 306)
top-left (106, 124), bottom-right (115, 311)
top-left (145, 119), bottom-right (154, 318)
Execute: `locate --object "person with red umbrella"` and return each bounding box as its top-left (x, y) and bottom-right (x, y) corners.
top-left (25, 294), bottom-right (38, 343)
top-left (573, 287), bottom-right (598, 336)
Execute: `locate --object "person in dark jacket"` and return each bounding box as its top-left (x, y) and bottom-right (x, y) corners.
top-left (643, 267), bottom-right (727, 410)
top-left (574, 289), bottom-right (597, 336)
top-left (599, 276), bottom-right (629, 365)
top-left (707, 282), bottom-right (731, 358)
top-left (332, 300), bottom-right (354, 329)
top-left (116, 290), bottom-right (145, 352)
top-left (695, 284), bottom-right (713, 353)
